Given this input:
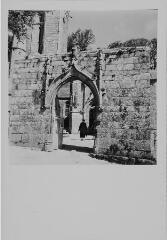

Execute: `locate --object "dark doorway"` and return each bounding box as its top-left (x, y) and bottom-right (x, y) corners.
top-left (46, 65), bottom-right (100, 152)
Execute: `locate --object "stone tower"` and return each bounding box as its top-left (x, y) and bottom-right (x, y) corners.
top-left (11, 10), bottom-right (70, 60)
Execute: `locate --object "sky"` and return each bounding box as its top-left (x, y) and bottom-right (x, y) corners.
top-left (68, 10), bottom-right (157, 49)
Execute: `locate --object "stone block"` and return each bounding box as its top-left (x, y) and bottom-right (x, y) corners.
top-left (105, 64), bottom-right (118, 71)
top-left (17, 125), bottom-right (30, 134)
top-left (133, 97), bottom-right (150, 106)
top-left (107, 120), bottom-right (119, 129)
top-left (107, 81), bottom-right (120, 89)
top-left (12, 90), bottom-right (33, 97)
top-left (140, 68), bottom-right (150, 73)
top-left (132, 87), bottom-right (151, 98)
top-left (102, 75), bottom-right (113, 81)
top-left (11, 96), bottom-right (32, 105)
top-left (20, 114), bottom-right (35, 122)
top-left (10, 133), bottom-right (22, 142)
top-left (26, 84), bottom-right (40, 90)
top-left (108, 105), bottom-right (120, 112)
top-left (109, 112), bottom-right (122, 122)
top-left (136, 130), bottom-right (151, 140)
top-left (10, 115), bottom-right (20, 122)
top-left (107, 88), bottom-right (122, 97)
top-left (26, 133), bottom-right (45, 148)
top-left (134, 140), bottom-right (151, 151)
top-left (123, 64), bottom-right (134, 70)
top-left (126, 105), bottom-right (135, 112)
top-left (123, 97), bottom-right (136, 106)
top-left (119, 78), bottom-right (135, 88)
top-left (132, 150), bottom-right (144, 158)
top-left (134, 63), bottom-right (150, 70)
top-left (120, 88), bottom-right (133, 97)
top-left (104, 70), bottom-right (117, 76)
top-left (15, 62), bottom-right (25, 68)
top-left (17, 84), bottom-right (27, 90)
top-left (136, 79), bottom-right (149, 88)
top-left (19, 109), bottom-right (34, 115)
top-left (21, 134), bottom-right (30, 143)
top-left (139, 106), bottom-right (150, 112)
top-left (10, 125), bottom-right (20, 134)
top-left (110, 128), bottom-right (123, 139)
top-left (150, 116), bottom-right (157, 129)
top-left (116, 63), bottom-right (124, 71)
top-left (125, 57), bottom-right (139, 64)
top-left (123, 70), bottom-right (140, 76)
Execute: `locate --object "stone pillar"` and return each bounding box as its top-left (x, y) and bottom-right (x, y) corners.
top-left (52, 116), bottom-right (59, 150)
top-left (150, 76), bottom-right (157, 159)
top-left (30, 14), bottom-right (40, 55)
top-left (72, 110), bottom-right (82, 134)
top-left (43, 11), bottom-right (60, 55)
top-left (57, 11), bottom-right (69, 54)
top-left (98, 49), bottom-right (103, 106)
top-left (71, 80), bottom-right (84, 134)
top-left (26, 26), bottom-right (32, 56)
top-left (81, 83), bottom-right (85, 120)
top-left (11, 35), bottom-right (26, 60)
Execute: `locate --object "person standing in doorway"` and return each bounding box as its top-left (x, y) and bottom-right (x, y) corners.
top-left (78, 120), bottom-right (87, 140)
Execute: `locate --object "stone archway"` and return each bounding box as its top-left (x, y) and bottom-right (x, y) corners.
top-left (46, 65), bottom-right (100, 108)
top-left (45, 64), bottom-right (100, 151)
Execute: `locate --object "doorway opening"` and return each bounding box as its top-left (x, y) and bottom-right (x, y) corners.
top-left (56, 79), bottom-right (98, 153)
top-left (45, 65), bottom-right (100, 153)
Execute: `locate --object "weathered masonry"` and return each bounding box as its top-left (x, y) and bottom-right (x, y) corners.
top-left (9, 46), bottom-right (157, 161)
top-left (9, 11), bottom-right (69, 62)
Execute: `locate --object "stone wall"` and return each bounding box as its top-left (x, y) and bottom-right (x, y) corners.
top-left (43, 11), bottom-right (60, 55)
top-left (9, 58), bottom-right (46, 149)
top-left (9, 54), bottom-right (66, 149)
top-left (10, 10), bottom-right (69, 61)
top-left (9, 47), bottom-right (157, 161)
top-left (95, 48), bottom-right (156, 160)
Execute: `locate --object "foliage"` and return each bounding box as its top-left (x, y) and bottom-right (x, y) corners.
top-left (67, 28), bottom-right (95, 52)
top-left (107, 38), bottom-right (157, 69)
top-left (107, 38), bottom-right (155, 48)
top-left (123, 38), bottom-right (149, 47)
top-left (149, 38), bottom-right (157, 69)
top-left (8, 10), bottom-right (40, 40)
top-left (8, 34), bottom-right (14, 62)
top-left (108, 41), bottom-right (122, 49)
top-left (8, 11), bottom-right (43, 61)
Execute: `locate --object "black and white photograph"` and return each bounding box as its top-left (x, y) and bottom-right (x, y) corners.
top-left (1, 1), bottom-right (167, 240)
top-left (8, 9), bottom-right (157, 164)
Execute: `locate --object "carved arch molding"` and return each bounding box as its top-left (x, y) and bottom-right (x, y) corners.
top-left (45, 64), bottom-right (100, 108)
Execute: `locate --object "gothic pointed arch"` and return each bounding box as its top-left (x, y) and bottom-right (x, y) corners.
top-left (45, 64), bottom-right (100, 108)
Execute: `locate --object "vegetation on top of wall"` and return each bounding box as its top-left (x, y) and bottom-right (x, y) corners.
top-left (8, 11), bottom-right (37, 40)
top-left (8, 11), bottom-right (44, 62)
top-left (107, 38), bottom-right (157, 69)
top-left (107, 38), bottom-right (154, 48)
top-left (67, 28), bottom-right (95, 52)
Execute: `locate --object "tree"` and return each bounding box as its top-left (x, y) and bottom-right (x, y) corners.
top-left (8, 11), bottom-right (38, 40)
top-left (8, 11), bottom-right (42, 61)
top-left (67, 28), bottom-right (95, 52)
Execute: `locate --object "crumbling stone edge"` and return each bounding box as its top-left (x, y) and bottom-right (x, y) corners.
top-left (89, 153), bottom-right (156, 165)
